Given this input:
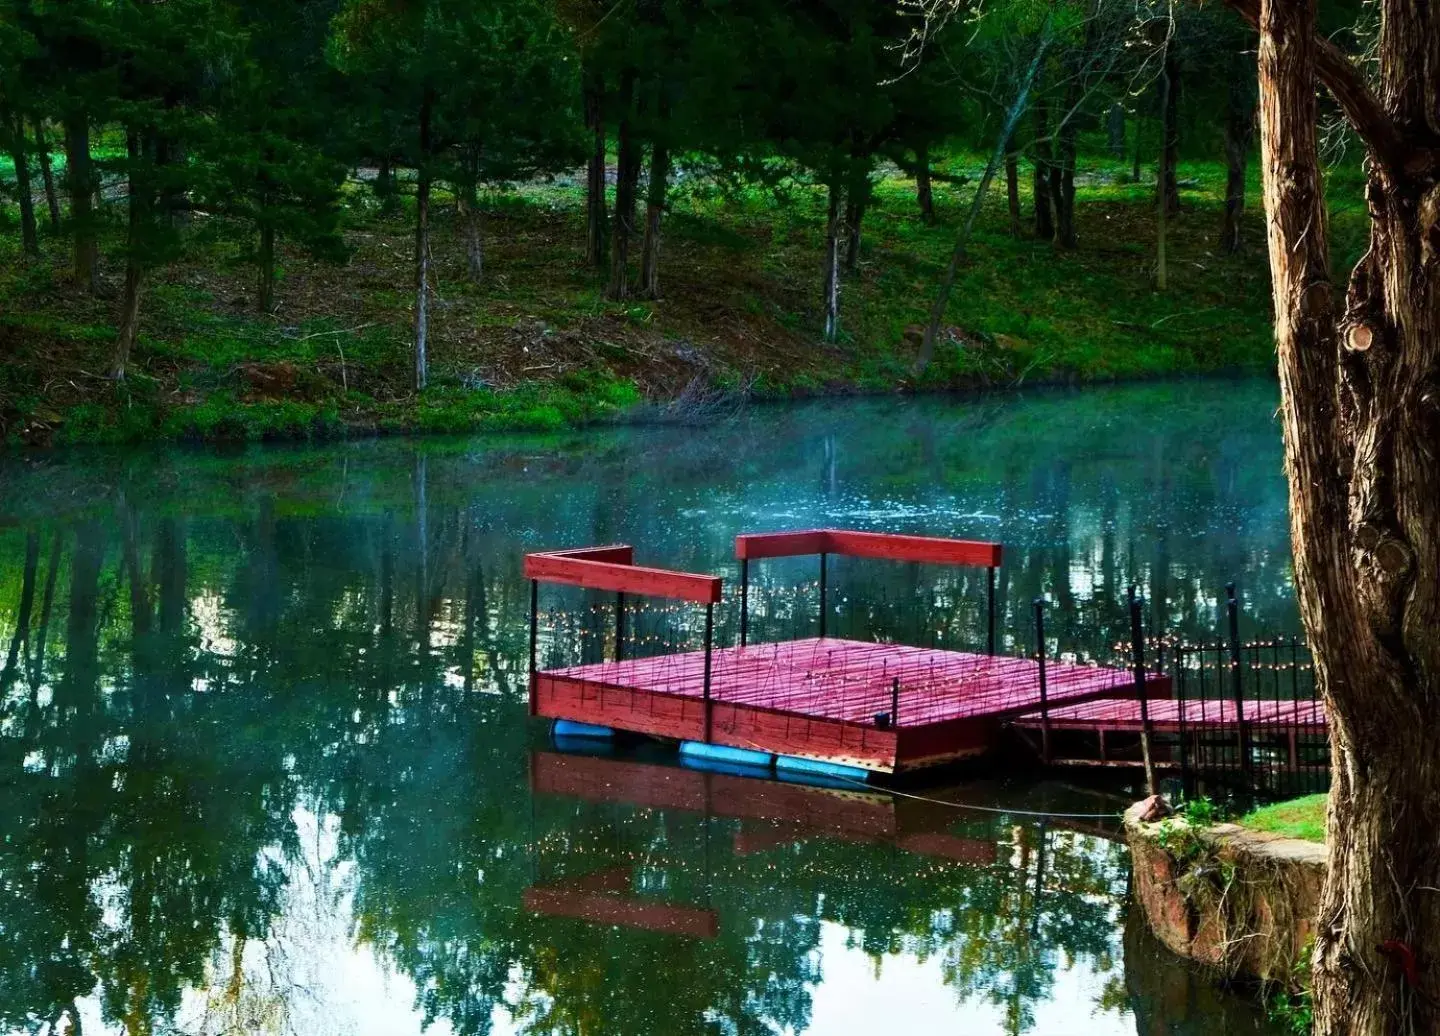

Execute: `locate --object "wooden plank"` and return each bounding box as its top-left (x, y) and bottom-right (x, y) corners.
top-left (522, 886), bottom-right (720, 939)
top-left (825, 530), bottom-right (1003, 568)
top-left (536, 544), bottom-right (636, 564)
top-left (523, 553), bottom-right (722, 603)
top-left (734, 529), bottom-right (1001, 568)
top-left (534, 675), bottom-right (707, 741)
top-left (734, 530), bottom-right (830, 560)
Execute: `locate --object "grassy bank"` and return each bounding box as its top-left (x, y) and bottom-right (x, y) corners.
top-left (0, 152), bottom-right (1367, 447)
top-left (1240, 794), bottom-right (1327, 843)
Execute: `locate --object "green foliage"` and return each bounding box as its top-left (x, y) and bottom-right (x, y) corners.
top-left (1268, 939), bottom-right (1316, 1035)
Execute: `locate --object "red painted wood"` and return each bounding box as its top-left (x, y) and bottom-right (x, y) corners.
top-left (1013, 697), bottom-right (1328, 733)
top-left (524, 553), bottom-right (722, 603)
top-left (522, 885), bottom-right (720, 939)
top-left (536, 638), bottom-right (1166, 772)
top-left (536, 544), bottom-right (636, 564)
top-left (735, 529), bottom-right (1001, 568)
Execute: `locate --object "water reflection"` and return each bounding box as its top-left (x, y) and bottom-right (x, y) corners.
top-left (0, 384), bottom-right (1293, 1034)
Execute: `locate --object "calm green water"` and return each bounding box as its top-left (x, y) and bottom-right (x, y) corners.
top-left (0, 382), bottom-right (1293, 1035)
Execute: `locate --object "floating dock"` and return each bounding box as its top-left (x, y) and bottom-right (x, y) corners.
top-left (526, 530), bottom-right (1170, 775)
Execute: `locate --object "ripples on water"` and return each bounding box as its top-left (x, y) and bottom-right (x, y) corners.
top-left (0, 384), bottom-right (1292, 1034)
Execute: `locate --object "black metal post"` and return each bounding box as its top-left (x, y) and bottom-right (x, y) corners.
top-left (1226, 582), bottom-right (1249, 782)
top-left (818, 552), bottom-right (828, 638)
top-left (739, 558), bottom-right (750, 647)
top-left (987, 565), bottom-right (996, 655)
top-left (1034, 598), bottom-right (1051, 764)
top-left (702, 601), bottom-right (715, 743)
top-left (891, 676), bottom-right (900, 729)
top-left (1176, 647), bottom-right (1191, 797)
top-left (615, 591), bottom-right (626, 662)
top-left (528, 579), bottom-right (539, 713)
top-left (1130, 595), bottom-right (1157, 795)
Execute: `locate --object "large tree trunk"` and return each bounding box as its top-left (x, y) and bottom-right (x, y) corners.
top-left (414, 92), bottom-right (433, 392)
top-left (914, 142), bottom-right (935, 225)
top-left (1033, 91), bottom-right (1055, 241)
top-left (4, 111), bottom-right (39, 258)
top-left (1159, 48), bottom-right (1181, 217)
top-left (821, 183), bottom-right (842, 342)
top-left (606, 70), bottom-right (639, 301)
top-left (583, 63), bottom-right (607, 270)
top-left (63, 113), bottom-right (100, 292)
top-left (1218, 54), bottom-right (1255, 255)
top-left (638, 142), bottom-right (669, 299)
top-left (1252, 0), bottom-right (1440, 1027)
top-left (34, 119), bottom-right (61, 231)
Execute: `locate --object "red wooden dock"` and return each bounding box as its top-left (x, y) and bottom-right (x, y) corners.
top-left (526, 531), bottom-right (1170, 775)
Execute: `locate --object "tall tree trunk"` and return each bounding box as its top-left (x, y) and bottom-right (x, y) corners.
top-left (458, 164), bottom-right (484, 283)
top-left (918, 22), bottom-right (1051, 370)
top-left (1248, 0), bottom-right (1440, 1024)
top-left (1054, 107), bottom-right (1078, 249)
top-left (821, 182), bottom-right (843, 342)
top-left (1156, 62), bottom-right (1172, 290)
top-left (1005, 135), bottom-right (1021, 236)
top-left (1107, 102), bottom-right (1126, 158)
top-left (63, 113), bottom-right (100, 292)
top-left (843, 185), bottom-right (867, 273)
top-left (1131, 116), bottom-right (1142, 182)
top-left (4, 111), bottom-right (39, 258)
top-left (376, 154), bottom-right (398, 216)
top-left (257, 222), bottom-right (276, 315)
top-left (1218, 55), bottom-right (1255, 254)
top-left (34, 119), bottom-right (61, 231)
top-left (606, 70), bottom-right (640, 301)
top-left (1160, 48), bottom-right (1181, 217)
top-left (1033, 91), bottom-right (1055, 241)
top-left (915, 142), bottom-right (935, 225)
top-left (583, 63), bottom-right (607, 270)
top-left (638, 142), bottom-right (669, 299)
top-left (113, 131), bottom-right (148, 381)
top-left (414, 92), bottom-right (433, 392)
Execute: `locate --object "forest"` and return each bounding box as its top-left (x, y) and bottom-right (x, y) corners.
top-left (0, 0), bottom-right (1369, 445)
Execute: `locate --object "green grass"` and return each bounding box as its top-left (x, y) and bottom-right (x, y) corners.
top-left (1239, 794), bottom-right (1327, 843)
top-left (0, 146), bottom-right (1369, 447)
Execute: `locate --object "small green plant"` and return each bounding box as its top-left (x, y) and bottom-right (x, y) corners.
top-left (1268, 939), bottom-right (1315, 1035)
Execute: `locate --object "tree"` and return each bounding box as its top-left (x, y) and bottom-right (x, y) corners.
top-left (1229, 0), bottom-right (1440, 1028)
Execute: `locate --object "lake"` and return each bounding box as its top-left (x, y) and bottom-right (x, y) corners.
top-left (0, 381), bottom-right (1294, 1034)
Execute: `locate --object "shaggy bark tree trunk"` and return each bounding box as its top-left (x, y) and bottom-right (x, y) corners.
top-left (1218, 53), bottom-right (1255, 255)
top-left (606, 69), bottom-right (640, 301)
top-left (34, 119), bottom-right (61, 231)
top-left (1033, 91), bottom-right (1055, 241)
top-left (1160, 48), bottom-right (1181, 217)
top-left (4, 111), bottom-right (39, 258)
top-left (414, 91), bottom-right (433, 392)
top-left (638, 142), bottom-right (669, 299)
top-left (915, 142), bottom-right (935, 225)
top-left (583, 63), bottom-right (607, 270)
top-left (821, 183), bottom-right (843, 342)
top-left (63, 113), bottom-right (100, 292)
top-left (1245, 0), bottom-right (1440, 1026)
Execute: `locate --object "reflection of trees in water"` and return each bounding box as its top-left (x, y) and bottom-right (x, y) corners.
top-left (0, 383), bottom-right (1294, 1034)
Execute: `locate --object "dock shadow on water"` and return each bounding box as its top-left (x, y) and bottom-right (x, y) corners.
top-left (0, 382), bottom-right (1291, 1034)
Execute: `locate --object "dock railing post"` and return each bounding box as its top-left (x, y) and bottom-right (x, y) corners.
top-left (818, 552), bottom-right (828, 638)
top-left (891, 676), bottom-right (900, 730)
top-left (739, 558), bottom-right (750, 647)
top-left (1129, 589), bottom-right (1157, 796)
top-left (1033, 598), bottom-right (1051, 765)
top-left (702, 601), bottom-right (715, 743)
top-left (1176, 646), bottom-right (1191, 796)
top-left (528, 579), bottom-right (539, 714)
top-left (987, 566), bottom-right (997, 655)
top-left (616, 591), bottom-right (626, 662)
top-left (1225, 582), bottom-right (1249, 785)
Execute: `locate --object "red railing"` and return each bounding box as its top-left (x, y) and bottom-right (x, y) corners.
top-left (734, 529), bottom-right (1002, 651)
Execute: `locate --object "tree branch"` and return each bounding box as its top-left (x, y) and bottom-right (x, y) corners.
top-left (1224, 0), bottom-right (1418, 174)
